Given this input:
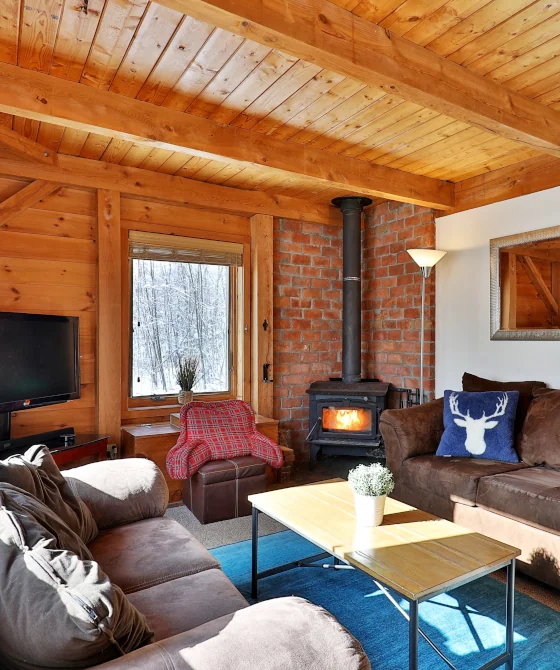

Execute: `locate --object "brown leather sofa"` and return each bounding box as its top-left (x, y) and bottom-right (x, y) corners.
top-left (381, 398), bottom-right (560, 590)
top-left (64, 458), bottom-right (370, 670)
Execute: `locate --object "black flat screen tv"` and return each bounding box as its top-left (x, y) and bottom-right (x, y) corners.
top-left (0, 312), bottom-right (80, 414)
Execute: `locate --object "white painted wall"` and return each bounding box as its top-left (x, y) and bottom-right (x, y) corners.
top-left (435, 186), bottom-right (560, 396)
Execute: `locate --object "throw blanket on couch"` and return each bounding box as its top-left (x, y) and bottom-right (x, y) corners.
top-left (166, 400), bottom-right (284, 479)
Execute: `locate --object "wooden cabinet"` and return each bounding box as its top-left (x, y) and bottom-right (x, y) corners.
top-left (121, 416), bottom-right (283, 503)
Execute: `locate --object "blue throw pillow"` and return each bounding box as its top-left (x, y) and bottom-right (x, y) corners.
top-left (437, 390), bottom-right (519, 462)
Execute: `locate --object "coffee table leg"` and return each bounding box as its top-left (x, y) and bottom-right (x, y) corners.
top-left (409, 599), bottom-right (418, 670)
top-left (251, 506), bottom-right (259, 599)
top-left (505, 558), bottom-right (515, 669)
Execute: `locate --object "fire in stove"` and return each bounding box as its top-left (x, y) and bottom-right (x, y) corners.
top-left (322, 407), bottom-right (372, 433)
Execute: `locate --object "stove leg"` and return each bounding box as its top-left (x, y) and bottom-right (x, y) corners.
top-left (309, 444), bottom-right (321, 469)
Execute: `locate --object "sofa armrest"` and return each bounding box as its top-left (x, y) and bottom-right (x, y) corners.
top-left (64, 458), bottom-right (169, 531)
top-left (94, 597), bottom-right (370, 670)
top-left (380, 398), bottom-right (444, 482)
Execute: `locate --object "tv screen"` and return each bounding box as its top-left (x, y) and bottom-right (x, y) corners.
top-left (0, 313), bottom-right (80, 412)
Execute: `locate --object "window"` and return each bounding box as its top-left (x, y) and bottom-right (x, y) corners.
top-left (128, 231), bottom-right (243, 399)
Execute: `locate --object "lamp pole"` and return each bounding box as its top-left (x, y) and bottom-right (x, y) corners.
top-left (419, 266), bottom-right (431, 406)
top-left (407, 249), bottom-right (447, 405)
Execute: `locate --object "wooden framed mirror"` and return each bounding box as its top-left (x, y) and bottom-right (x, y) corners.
top-left (490, 225), bottom-right (560, 340)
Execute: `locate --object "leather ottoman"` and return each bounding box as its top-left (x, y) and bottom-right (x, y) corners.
top-left (183, 456), bottom-right (267, 524)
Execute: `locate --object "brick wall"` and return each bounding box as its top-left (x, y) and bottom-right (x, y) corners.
top-left (363, 201), bottom-right (436, 405)
top-left (273, 217), bottom-right (343, 460)
top-left (273, 202), bottom-right (437, 456)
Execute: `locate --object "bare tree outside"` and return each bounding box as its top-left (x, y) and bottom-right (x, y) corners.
top-left (131, 259), bottom-right (230, 397)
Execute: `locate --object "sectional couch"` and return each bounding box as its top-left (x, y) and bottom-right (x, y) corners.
top-left (380, 375), bottom-right (560, 589)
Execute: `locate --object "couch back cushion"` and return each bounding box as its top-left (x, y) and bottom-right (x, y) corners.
top-left (518, 388), bottom-right (560, 468)
top-left (0, 445), bottom-right (98, 543)
top-left (0, 486), bottom-right (153, 670)
top-left (462, 373), bottom-right (546, 440)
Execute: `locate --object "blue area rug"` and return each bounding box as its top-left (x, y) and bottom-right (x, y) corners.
top-left (211, 530), bottom-right (560, 669)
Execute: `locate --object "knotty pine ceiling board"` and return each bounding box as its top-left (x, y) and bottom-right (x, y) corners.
top-left (2, 0), bottom-right (560, 192)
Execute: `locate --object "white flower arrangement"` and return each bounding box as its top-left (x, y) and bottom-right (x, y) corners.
top-left (348, 463), bottom-right (394, 498)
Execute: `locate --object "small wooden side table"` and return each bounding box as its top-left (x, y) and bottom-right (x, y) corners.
top-left (0, 434), bottom-right (109, 469)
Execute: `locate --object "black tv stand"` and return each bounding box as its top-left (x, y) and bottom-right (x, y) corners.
top-left (0, 411), bottom-right (74, 453)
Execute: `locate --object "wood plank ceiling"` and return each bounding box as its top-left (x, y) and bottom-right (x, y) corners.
top-left (1, 0), bottom-right (560, 205)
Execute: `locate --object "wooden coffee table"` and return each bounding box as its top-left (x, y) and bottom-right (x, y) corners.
top-left (249, 479), bottom-right (520, 670)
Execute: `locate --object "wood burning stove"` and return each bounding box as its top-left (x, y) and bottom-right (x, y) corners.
top-left (306, 196), bottom-right (390, 463)
top-left (306, 380), bottom-right (390, 461)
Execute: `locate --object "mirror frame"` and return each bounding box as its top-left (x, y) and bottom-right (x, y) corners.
top-left (490, 225), bottom-right (560, 341)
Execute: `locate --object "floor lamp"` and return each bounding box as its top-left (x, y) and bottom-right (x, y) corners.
top-left (407, 249), bottom-right (447, 404)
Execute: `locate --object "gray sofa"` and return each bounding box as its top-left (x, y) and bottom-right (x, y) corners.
top-left (18, 456), bottom-right (371, 670)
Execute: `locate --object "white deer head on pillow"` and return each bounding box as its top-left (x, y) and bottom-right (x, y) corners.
top-left (449, 392), bottom-right (509, 455)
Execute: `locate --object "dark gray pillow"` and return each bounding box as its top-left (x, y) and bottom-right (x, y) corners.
top-left (0, 445), bottom-right (98, 544)
top-left (0, 487), bottom-right (153, 669)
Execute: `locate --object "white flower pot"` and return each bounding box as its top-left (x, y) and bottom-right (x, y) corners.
top-left (353, 492), bottom-right (386, 527)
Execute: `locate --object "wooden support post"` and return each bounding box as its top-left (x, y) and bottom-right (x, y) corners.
top-left (501, 252), bottom-right (517, 330)
top-left (251, 214), bottom-right (274, 417)
top-left (96, 190), bottom-right (122, 448)
top-left (0, 180), bottom-right (60, 225)
top-left (518, 255), bottom-right (559, 317)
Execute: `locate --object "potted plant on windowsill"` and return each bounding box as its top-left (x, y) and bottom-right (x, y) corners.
top-left (176, 357), bottom-right (199, 405)
top-left (348, 463), bottom-right (395, 527)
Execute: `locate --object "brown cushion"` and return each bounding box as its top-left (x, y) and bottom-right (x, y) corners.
top-left (477, 468), bottom-right (560, 535)
top-left (401, 454), bottom-right (528, 506)
top-left (101, 597), bottom-right (370, 670)
top-left (0, 487), bottom-right (153, 670)
top-left (518, 389), bottom-right (560, 468)
top-left (127, 568), bottom-right (248, 641)
top-left (196, 456), bottom-right (266, 485)
top-left (89, 516), bottom-right (220, 594)
top-left (0, 445), bottom-right (98, 543)
top-left (462, 372), bottom-right (546, 441)
top-left (1, 482), bottom-right (91, 560)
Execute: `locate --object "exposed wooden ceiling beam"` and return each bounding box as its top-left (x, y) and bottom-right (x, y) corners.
top-left (0, 180), bottom-right (61, 225)
top-left (0, 151), bottom-right (341, 225)
top-left (0, 62), bottom-right (453, 209)
top-left (0, 124), bottom-right (56, 165)
top-left (156, 0), bottom-right (560, 158)
top-left (448, 156), bottom-right (560, 215)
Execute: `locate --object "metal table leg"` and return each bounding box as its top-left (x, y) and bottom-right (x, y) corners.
top-left (251, 506), bottom-right (259, 599)
top-left (505, 559), bottom-right (515, 670)
top-left (409, 599), bottom-right (419, 670)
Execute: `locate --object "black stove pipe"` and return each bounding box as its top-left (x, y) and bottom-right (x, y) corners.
top-left (332, 196), bottom-right (372, 384)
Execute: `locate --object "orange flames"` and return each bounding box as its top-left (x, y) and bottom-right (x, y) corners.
top-left (322, 407), bottom-right (372, 433)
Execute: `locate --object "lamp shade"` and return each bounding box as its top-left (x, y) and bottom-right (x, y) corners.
top-left (407, 248), bottom-right (447, 269)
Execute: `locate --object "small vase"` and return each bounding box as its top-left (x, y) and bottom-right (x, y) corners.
top-left (178, 390), bottom-right (193, 405)
top-left (353, 492), bottom-right (386, 527)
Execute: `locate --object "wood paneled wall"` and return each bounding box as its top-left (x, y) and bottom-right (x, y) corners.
top-left (0, 176), bottom-right (97, 438)
top-left (0, 173), bottom-right (259, 441)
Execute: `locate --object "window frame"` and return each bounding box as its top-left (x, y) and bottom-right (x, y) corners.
top-left (121, 222), bottom-right (250, 420)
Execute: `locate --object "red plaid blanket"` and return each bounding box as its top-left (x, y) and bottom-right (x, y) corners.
top-left (166, 400), bottom-right (284, 479)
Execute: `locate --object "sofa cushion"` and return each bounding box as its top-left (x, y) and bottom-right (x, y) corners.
top-left (477, 468), bottom-right (560, 535)
top-left (462, 372), bottom-right (546, 440)
top-left (401, 455), bottom-right (528, 506)
top-left (518, 388), bottom-right (560, 469)
top-left (127, 568), bottom-right (248, 641)
top-left (95, 596), bottom-right (370, 670)
top-left (437, 390), bottom-right (519, 462)
top-left (0, 487), bottom-right (153, 670)
top-left (88, 516), bottom-right (220, 594)
top-left (0, 445), bottom-right (98, 543)
top-left (1, 482), bottom-right (91, 560)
